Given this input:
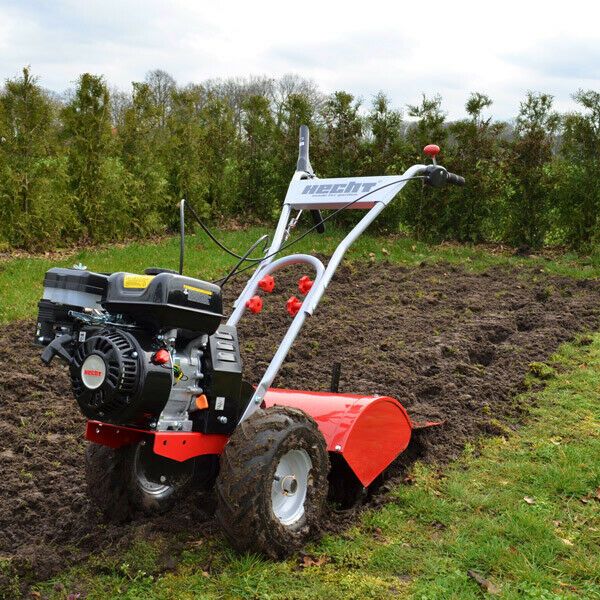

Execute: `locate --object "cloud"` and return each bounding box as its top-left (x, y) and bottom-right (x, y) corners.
top-left (268, 30), bottom-right (410, 69)
top-left (0, 0), bottom-right (221, 89)
top-left (504, 37), bottom-right (600, 80)
top-left (1, 0), bottom-right (600, 120)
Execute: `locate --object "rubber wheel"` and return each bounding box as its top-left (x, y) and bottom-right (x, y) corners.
top-left (215, 406), bottom-right (329, 558)
top-left (85, 440), bottom-right (194, 521)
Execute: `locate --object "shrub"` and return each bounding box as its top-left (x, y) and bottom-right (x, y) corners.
top-left (1, 67), bottom-right (599, 255)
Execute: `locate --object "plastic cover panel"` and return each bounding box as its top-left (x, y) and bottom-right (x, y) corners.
top-left (284, 175), bottom-right (405, 210)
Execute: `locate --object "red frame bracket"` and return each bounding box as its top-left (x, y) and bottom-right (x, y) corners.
top-left (85, 421), bottom-right (228, 462)
top-left (85, 391), bottom-right (432, 481)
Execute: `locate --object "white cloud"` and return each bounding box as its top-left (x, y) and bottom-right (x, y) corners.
top-left (1, 0), bottom-right (599, 118)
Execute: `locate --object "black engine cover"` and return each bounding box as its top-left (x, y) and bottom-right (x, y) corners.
top-left (102, 272), bottom-right (223, 334)
top-left (70, 328), bottom-right (172, 424)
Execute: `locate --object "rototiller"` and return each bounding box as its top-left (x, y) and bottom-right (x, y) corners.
top-left (36, 127), bottom-right (464, 556)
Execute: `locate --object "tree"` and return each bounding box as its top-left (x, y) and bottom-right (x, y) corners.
top-left (273, 74), bottom-right (322, 127)
top-left (506, 92), bottom-right (559, 248)
top-left (109, 85), bottom-right (131, 129)
top-left (364, 92), bottom-right (406, 176)
top-left (1, 69), bottom-right (598, 253)
top-left (0, 67), bottom-right (52, 215)
top-left (406, 94), bottom-right (447, 155)
top-left (62, 73), bottom-right (130, 241)
top-left (166, 84), bottom-right (209, 221)
top-left (444, 92), bottom-right (512, 242)
top-left (238, 94), bottom-right (280, 220)
top-left (400, 94), bottom-right (449, 239)
top-left (320, 91), bottom-right (363, 177)
top-left (197, 94), bottom-right (241, 217)
top-left (120, 82), bottom-right (170, 234)
top-left (551, 90), bottom-right (600, 249)
top-left (206, 76), bottom-right (275, 136)
top-left (145, 69), bottom-right (176, 129)
top-left (0, 67), bottom-right (75, 249)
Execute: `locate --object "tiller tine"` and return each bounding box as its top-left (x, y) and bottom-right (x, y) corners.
top-left (410, 420), bottom-right (445, 430)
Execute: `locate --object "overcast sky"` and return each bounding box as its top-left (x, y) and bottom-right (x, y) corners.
top-left (1, 0), bottom-right (599, 120)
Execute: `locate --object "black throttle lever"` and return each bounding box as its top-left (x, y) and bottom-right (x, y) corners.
top-left (424, 165), bottom-right (466, 188)
top-left (41, 334), bottom-right (74, 365)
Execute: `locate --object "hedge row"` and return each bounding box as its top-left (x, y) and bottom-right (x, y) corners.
top-left (1, 68), bottom-right (598, 251)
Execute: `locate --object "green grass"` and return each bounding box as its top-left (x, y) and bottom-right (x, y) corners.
top-left (24, 333), bottom-right (600, 600)
top-left (2, 226), bottom-right (600, 323)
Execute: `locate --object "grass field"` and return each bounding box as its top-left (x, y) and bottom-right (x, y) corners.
top-left (2, 227), bottom-right (600, 323)
top-left (1, 231), bottom-right (599, 599)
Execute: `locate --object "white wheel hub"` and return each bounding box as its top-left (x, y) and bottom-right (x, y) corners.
top-left (271, 449), bottom-right (312, 526)
top-left (133, 443), bottom-right (171, 496)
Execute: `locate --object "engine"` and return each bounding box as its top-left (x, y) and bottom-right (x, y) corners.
top-left (36, 266), bottom-right (248, 434)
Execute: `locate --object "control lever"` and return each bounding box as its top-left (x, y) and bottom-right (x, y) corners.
top-left (41, 334), bottom-right (74, 365)
top-left (423, 144), bottom-right (465, 187)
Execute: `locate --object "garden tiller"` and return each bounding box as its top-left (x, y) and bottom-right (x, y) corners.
top-left (36, 127), bottom-right (464, 556)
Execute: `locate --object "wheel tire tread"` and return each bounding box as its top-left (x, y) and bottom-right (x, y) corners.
top-left (215, 406), bottom-right (329, 558)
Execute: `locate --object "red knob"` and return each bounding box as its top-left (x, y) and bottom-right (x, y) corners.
top-left (298, 275), bottom-right (313, 295)
top-left (246, 295), bottom-right (263, 314)
top-left (423, 144), bottom-right (440, 157)
top-left (286, 296), bottom-right (302, 317)
top-left (152, 348), bottom-right (171, 365)
top-left (258, 274), bottom-right (275, 293)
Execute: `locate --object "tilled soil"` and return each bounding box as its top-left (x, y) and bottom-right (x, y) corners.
top-left (1, 260), bottom-right (599, 593)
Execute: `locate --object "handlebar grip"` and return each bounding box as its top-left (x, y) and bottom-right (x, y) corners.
top-left (311, 209), bottom-right (325, 234)
top-left (446, 172), bottom-right (465, 186)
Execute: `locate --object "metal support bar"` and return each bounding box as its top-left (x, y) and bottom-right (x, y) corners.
top-left (232, 164), bottom-right (426, 423)
top-left (235, 254), bottom-right (325, 423)
top-left (230, 203), bottom-right (293, 313)
top-left (228, 253), bottom-right (325, 327)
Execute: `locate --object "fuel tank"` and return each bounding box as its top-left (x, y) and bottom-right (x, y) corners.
top-left (102, 272), bottom-right (223, 334)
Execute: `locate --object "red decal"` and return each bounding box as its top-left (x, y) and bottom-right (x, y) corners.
top-left (84, 369), bottom-right (102, 377)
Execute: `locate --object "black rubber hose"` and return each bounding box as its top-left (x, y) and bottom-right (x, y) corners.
top-left (217, 234), bottom-right (270, 288)
top-left (185, 201), bottom-right (270, 263)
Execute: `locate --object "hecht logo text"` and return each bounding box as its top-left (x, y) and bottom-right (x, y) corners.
top-left (302, 181), bottom-right (378, 196)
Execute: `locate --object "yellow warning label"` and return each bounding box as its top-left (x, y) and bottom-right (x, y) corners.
top-left (123, 274), bottom-right (155, 289)
top-left (184, 284), bottom-right (212, 296)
